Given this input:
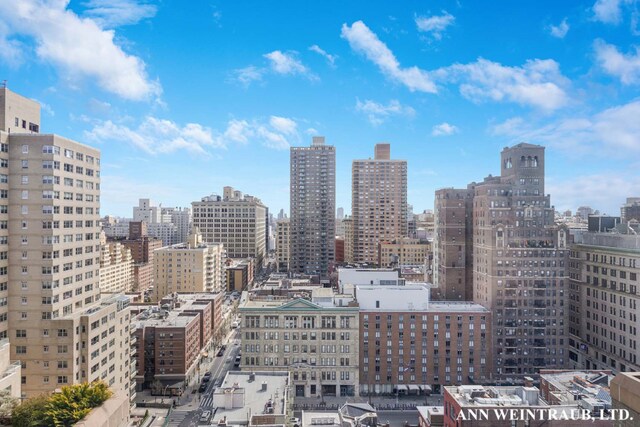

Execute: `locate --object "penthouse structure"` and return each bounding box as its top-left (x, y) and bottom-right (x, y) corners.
top-left (192, 186), bottom-right (267, 270)
top-left (290, 137), bottom-right (336, 277)
top-left (356, 284), bottom-right (491, 395)
top-left (239, 290), bottom-right (359, 398)
top-left (352, 144), bottom-right (407, 264)
top-left (153, 228), bottom-right (225, 300)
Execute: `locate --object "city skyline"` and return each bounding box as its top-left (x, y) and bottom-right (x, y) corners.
top-left (1, 1), bottom-right (639, 217)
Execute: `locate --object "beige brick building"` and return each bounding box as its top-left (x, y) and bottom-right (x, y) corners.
top-left (153, 228), bottom-right (225, 301)
top-left (99, 232), bottom-right (134, 294)
top-left (192, 186), bottom-right (267, 270)
top-left (352, 144), bottom-right (407, 264)
top-left (276, 218), bottom-right (290, 272)
top-left (568, 232), bottom-right (640, 374)
top-left (378, 237), bottom-right (431, 268)
top-left (1, 88), bottom-right (133, 401)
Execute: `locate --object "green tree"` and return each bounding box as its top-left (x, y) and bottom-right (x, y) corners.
top-left (0, 389), bottom-right (19, 421)
top-left (45, 382), bottom-right (112, 427)
top-left (11, 394), bottom-right (50, 427)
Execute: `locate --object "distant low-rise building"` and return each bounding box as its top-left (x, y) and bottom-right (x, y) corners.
top-left (226, 258), bottom-right (255, 292)
top-left (378, 237), bottom-right (431, 267)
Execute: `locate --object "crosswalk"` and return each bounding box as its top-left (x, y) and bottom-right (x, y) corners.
top-left (164, 411), bottom-right (187, 427)
top-left (200, 394), bottom-right (214, 408)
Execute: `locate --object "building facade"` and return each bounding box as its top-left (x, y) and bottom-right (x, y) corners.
top-left (472, 144), bottom-right (569, 382)
top-left (192, 186), bottom-right (267, 270)
top-left (568, 232), bottom-right (640, 374)
top-left (356, 285), bottom-right (492, 395)
top-left (276, 218), bottom-right (290, 272)
top-left (1, 90), bottom-right (133, 400)
top-left (239, 296), bottom-right (359, 398)
top-left (153, 229), bottom-right (225, 300)
top-left (378, 238), bottom-right (430, 268)
top-left (290, 137), bottom-right (336, 277)
top-left (99, 232), bottom-right (134, 294)
top-left (433, 187), bottom-right (474, 301)
top-left (352, 144), bottom-right (407, 264)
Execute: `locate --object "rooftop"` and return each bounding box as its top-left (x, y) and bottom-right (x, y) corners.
top-left (301, 412), bottom-right (341, 427)
top-left (540, 370), bottom-right (612, 406)
top-left (445, 385), bottom-right (543, 408)
top-left (213, 371), bottom-right (289, 425)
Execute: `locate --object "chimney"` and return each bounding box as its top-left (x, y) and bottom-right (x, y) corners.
top-left (249, 372), bottom-right (256, 382)
top-left (261, 381), bottom-right (267, 391)
top-left (524, 377), bottom-right (534, 387)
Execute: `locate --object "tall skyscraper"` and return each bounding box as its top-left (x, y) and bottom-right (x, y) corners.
top-left (2, 88), bottom-right (133, 400)
top-left (352, 143), bottom-right (407, 264)
top-left (474, 143), bottom-right (569, 381)
top-left (192, 186), bottom-right (267, 270)
top-left (289, 137), bottom-right (335, 276)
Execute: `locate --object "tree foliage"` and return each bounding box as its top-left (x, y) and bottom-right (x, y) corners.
top-left (11, 382), bottom-right (112, 427)
top-left (10, 394), bottom-right (49, 427)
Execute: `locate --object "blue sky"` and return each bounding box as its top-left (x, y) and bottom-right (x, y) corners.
top-left (1, 0), bottom-right (640, 217)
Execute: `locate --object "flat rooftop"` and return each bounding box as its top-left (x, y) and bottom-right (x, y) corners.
top-left (214, 371), bottom-right (289, 424)
top-left (446, 385), bottom-right (544, 408)
top-left (301, 412), bottom-right (341, 427)
top-left (541, 370), bottom-right (612, 405)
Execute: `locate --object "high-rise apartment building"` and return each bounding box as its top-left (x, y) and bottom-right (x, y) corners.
top-left (433, 187), bottom-right (474, 300)
top-left (153, 228), bottom-right (225, 300)
top-left (352, 143), bottom-right (407, 264)
top-left (1, 88), bottom-right (133, 399)
top-left (568, 230), bottom-right (640, 374)
top-left (473, 144), bottom-right (569, 381)
top-left (117, 222), bottom-right (162, 293)
top-left (620, 197), bottom-right (640, 223)
top-left (192, 187), bottom-right (267, 270)
top-left (276, 218), bottom-right (290, 272)
top-left (290, 137), bottom-right (336, 277)
top-left (343, 217), bottom-right (354, 264)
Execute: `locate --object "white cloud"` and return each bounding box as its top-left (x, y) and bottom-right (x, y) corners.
top-left (355, 98), bottom-right (415, 126)
top-left (415, 11), bottom-right (455, 40)
top-left (593, 0), bottom-right (628, 24)
top-left (594, 39), bottom-right (640, 85)
top-left (0, 0), bottom-right (160, 101)
top-left (269, 116), bottom-right (297, 135)
top-left (431, 122), bottom-right (459, 136)
top-left (85, 116), bottom-right (219, 155)
top-left (82, 0), bottom-right (157, 28)
top-left (264, 51), bottom-right (311, 76)
top-left (549, 18), bottom-right (570, 38)
top-left (305, 127), bottom-right (319, 135)
top-left (341, 21), bottom-right (437, 93)
top-left (231, 66), bottom-right (264, 87)
top-left (309, 44), bottom-right (337, 66)
top-left (219, 116), bottom-right (301, 150)
top-left (433, 58), bottom-right (569, 111)
top-left (491, 100), bottom-right (640, 153)
top-left (548, 172), bottom-right (640, 214)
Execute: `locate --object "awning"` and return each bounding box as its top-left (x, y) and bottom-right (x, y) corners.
top-left (408, 385), bottom-right (420, 391)
top-left (394, 384), bottom-right (409, 391)
top-left (419, 385), bottom-right (432, 392)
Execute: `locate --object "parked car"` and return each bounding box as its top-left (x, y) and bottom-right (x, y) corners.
top-left (198, 383), bottom-right (207, 393)
top-left (200, 410), bottom-right (212, 424)
top-left (289, 417), bottom-right (300, 426)
top-left (202, 372), bottom-right (212, 382)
